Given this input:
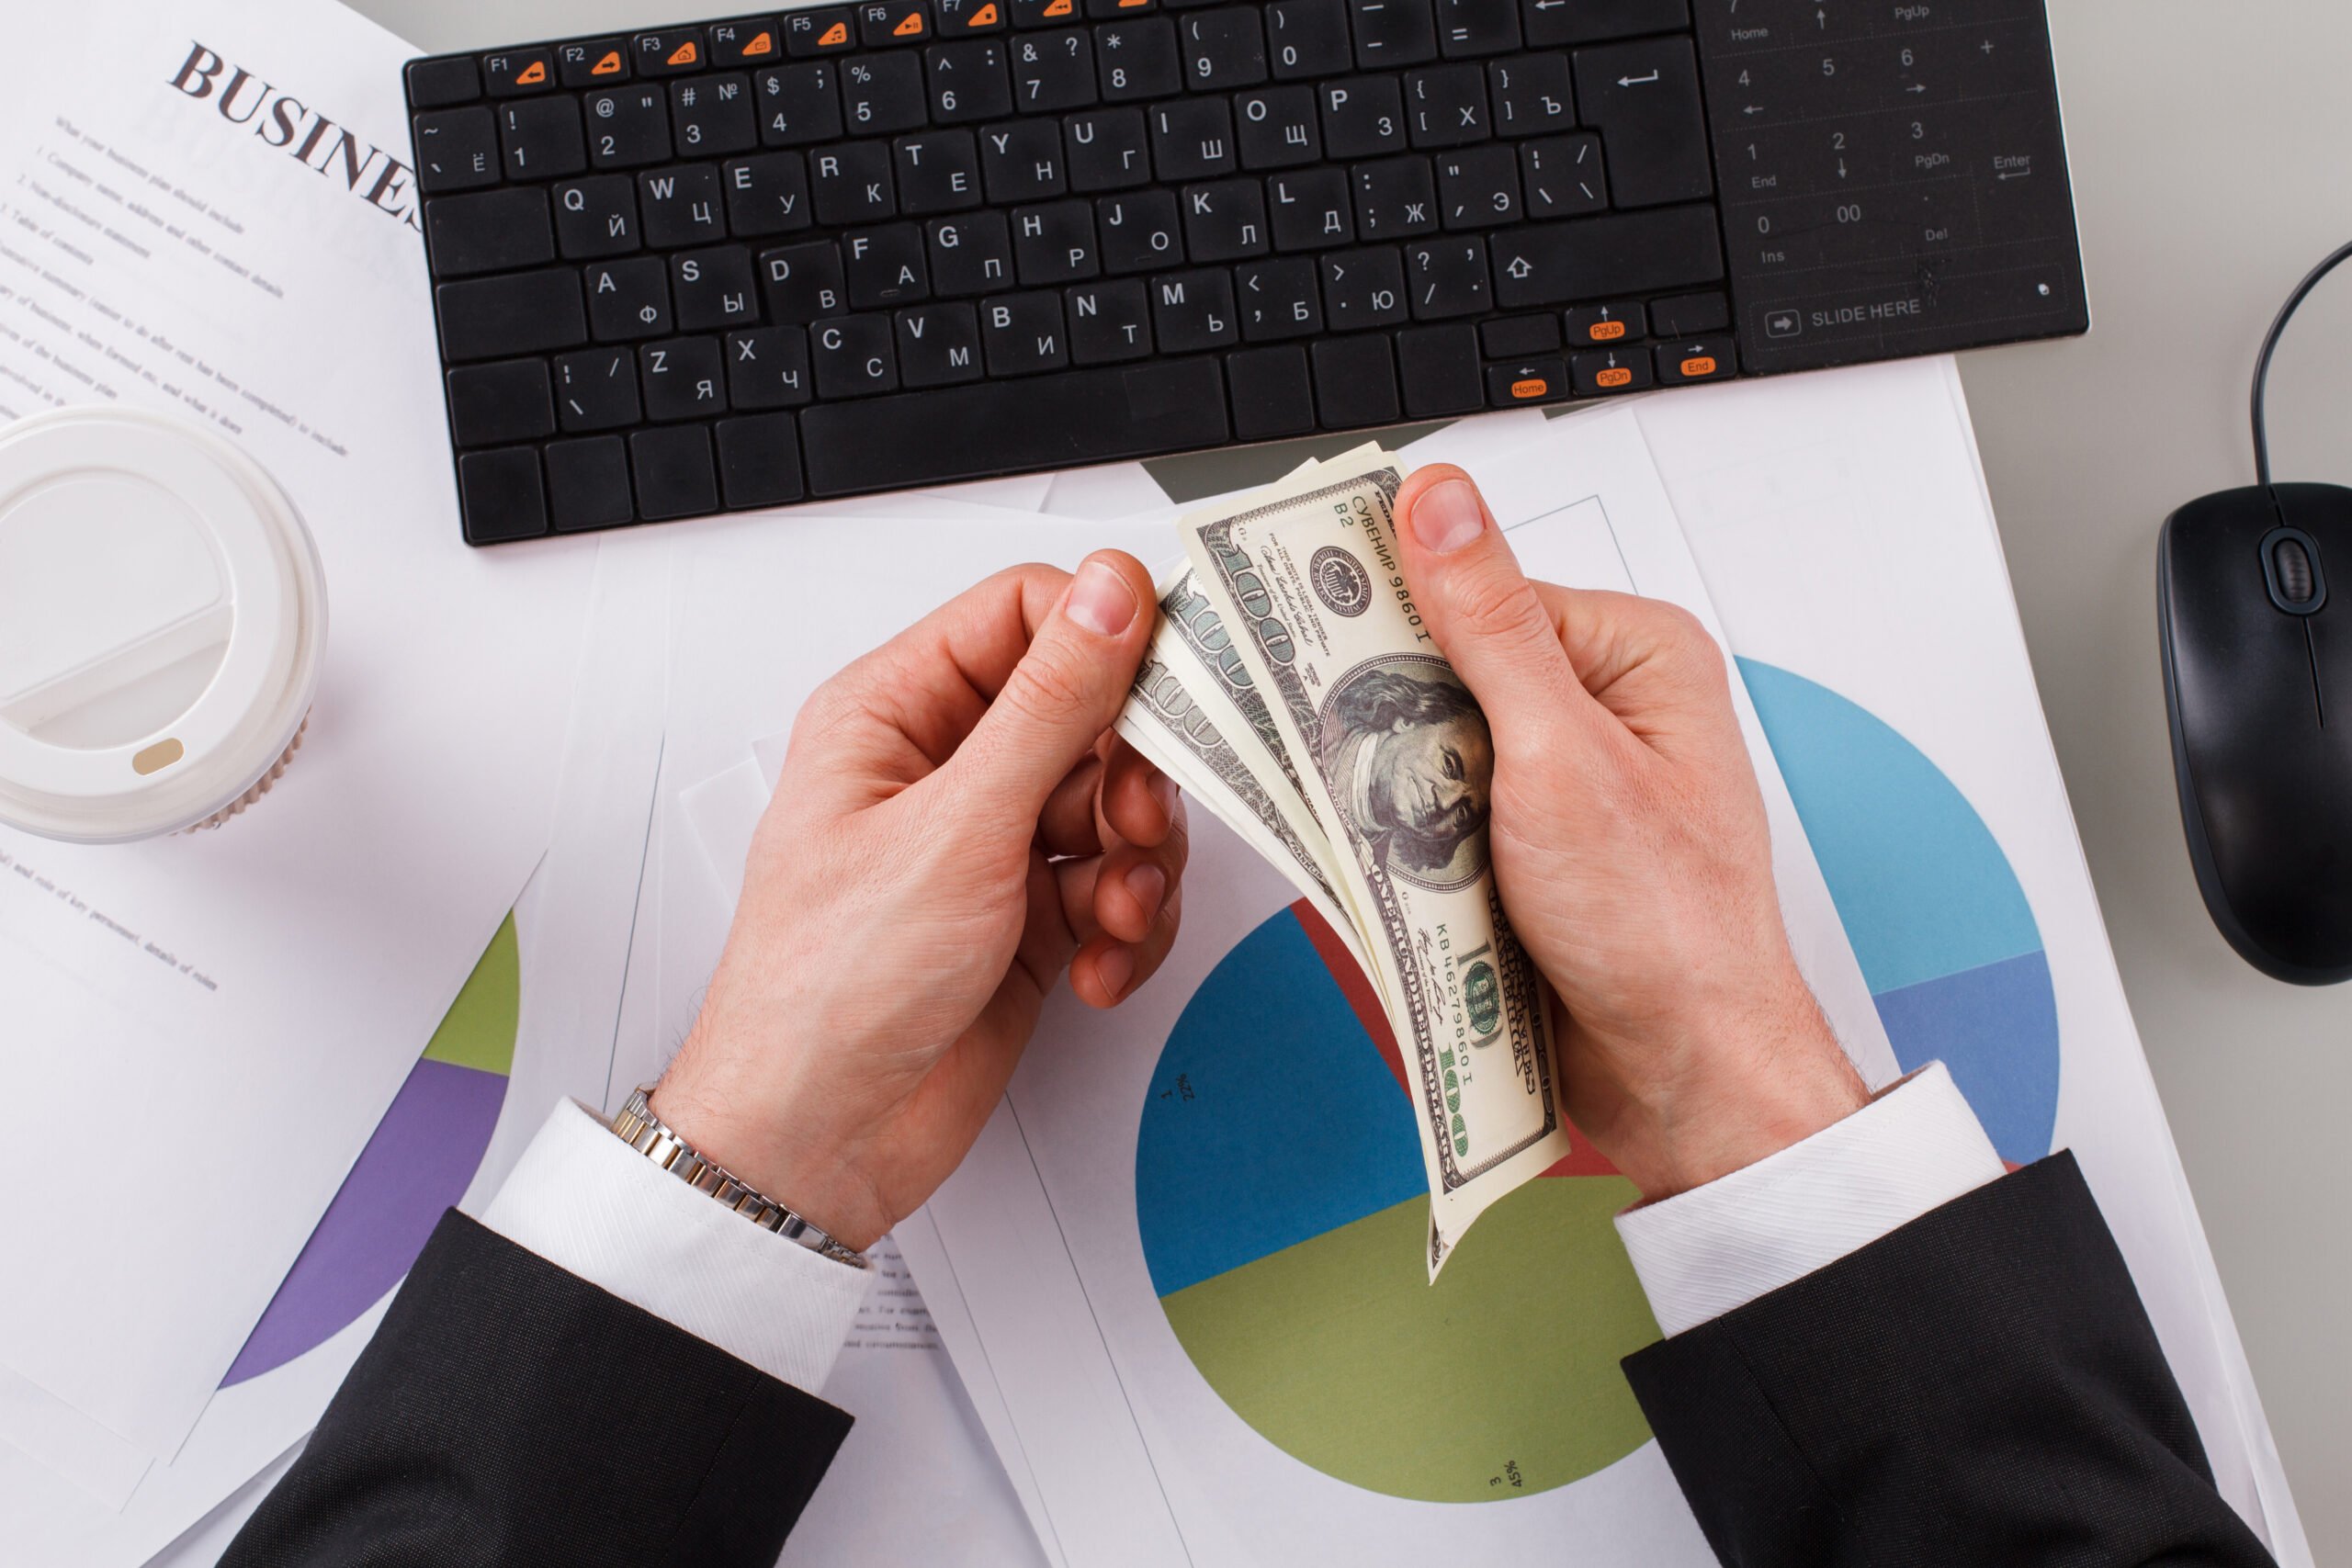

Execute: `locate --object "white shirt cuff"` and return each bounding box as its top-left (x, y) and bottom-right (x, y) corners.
top-left (1615, 1061), bottom-right (2007, 1337)
top-left (481, 1100), bottom-right (870, 1393)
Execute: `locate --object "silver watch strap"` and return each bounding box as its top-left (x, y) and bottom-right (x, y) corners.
top-left (610, 1087), bottom-right (869, 1269)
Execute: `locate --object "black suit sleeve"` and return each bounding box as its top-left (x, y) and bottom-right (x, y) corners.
top-left (1622, 1152), bottom-right (2276, 1567)
top-left (222, 1211), bottom-right (851, 1568)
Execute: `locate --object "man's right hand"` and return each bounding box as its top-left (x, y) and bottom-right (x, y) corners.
top-left (1391, 465), bottom-right (1870, 1203)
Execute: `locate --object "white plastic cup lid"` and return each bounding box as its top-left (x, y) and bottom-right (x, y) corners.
top-left (0, 408), bottom-right (328, 843)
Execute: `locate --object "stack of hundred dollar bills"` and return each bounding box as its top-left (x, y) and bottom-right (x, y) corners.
top-left (1116, 446), bottom-right (1570, 1280)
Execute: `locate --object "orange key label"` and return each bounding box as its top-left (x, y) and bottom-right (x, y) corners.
top-left (1045, 0), bottom-right (1075, 15)
top-left (893, 10), bottom-right (926, 33)
top-left (514, 60), bottom-right (547, 85)
top-left (592, 50), bottom-right (624, 74)
top-left (1679, 355), bottom-right (1717, 378)
top-left (818, 20), bottom-right (851, 44)
top-left (1587, 320), bottom-right (1626, 341)
top-left (666, 39), bottom-right (699, 65)
top-left (969, 3), bottom-right (1000, 23)
top-left (1510, 378), bottom-right (1550, 400)
top-left (745, 29), bottom-right (776, 54)
top-left (1597, 367), bottom-right (1634, 389)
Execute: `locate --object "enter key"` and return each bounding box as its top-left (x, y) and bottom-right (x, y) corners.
top-left (1572, 36), bottom-right (1713, 209)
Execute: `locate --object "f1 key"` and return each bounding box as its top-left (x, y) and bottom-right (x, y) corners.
top-left (484, 50), bottom-right (556, 96)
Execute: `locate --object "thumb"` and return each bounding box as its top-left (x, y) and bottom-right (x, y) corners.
top-left (952, 550), bottom-right (1156, 831)
top-left (1392, 466), bottom-right (1583, 723)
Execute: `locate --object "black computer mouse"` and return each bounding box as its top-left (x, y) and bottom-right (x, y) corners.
top-left (2159, 482), bottom-right (2352, 983)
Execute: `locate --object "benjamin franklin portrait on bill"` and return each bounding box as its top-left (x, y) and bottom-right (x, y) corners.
top-left (1316, 657), bottom-right (1496, 890)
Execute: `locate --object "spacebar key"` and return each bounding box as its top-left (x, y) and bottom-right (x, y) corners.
top-left (802, 359), bottom-right (1230, 497)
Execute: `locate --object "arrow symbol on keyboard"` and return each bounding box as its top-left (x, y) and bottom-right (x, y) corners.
top-left (1505, 255), bottom-right (1532, 278)
top-left (1743, 105), bottom-right (1764, 116)
top-left (1906, 83), bottom-right (1928, 94)
top-left (1532, 1), bottom-right (1566, 8)
top-left (1617, 70), bottom-right (1661, 87)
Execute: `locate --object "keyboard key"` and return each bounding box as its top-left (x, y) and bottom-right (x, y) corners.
top-left (639, 165), bottom-right (726, 247)
top-left (813, 313), bottom-right (902, 393)
top-left (1095, 18), bottom-right (1182, 99)
top-left (484, 50), bottom-right (557, 96)
top-left (1406, 236), bottom-right (1488, 317)
top-left (727, 326), bottom-right (815, 406)
top-left (1180, 8), bottom-right (1268, 90)
top-left (1478, 312), bottom-right (1557, 355)
top-left (798, 359), bottom-right (1227, 494)
top-left (1436, 143), bottom-right (1520, 228)
top-left (1406, 63), bottom-right (1488, 148)
top-left (1650, 289), bottom-right (1727, 335)
top-left (786, 9), bottom-right (858, 55)
top-left (939, 0), bottom-right (1010, 32)
top-left (1013, 199), bottom-right (1100, 281)
top-left (1012, 0), bottom-right (1082, 25)
top-left (846, 221), bottom-right (933, 304)
top-left (896, 130), bottom-right (986, 214)
top-left (1321, 76), bottom-right (1407, 160)
top-left (755, 62), bottom-right (844, 145)
top-left (716, 413), bottom-right (808, 504)
top-left (546, 436), bottom-right (635, 531)
top-left (812, 141), bottom-right (899, 222)
top-left (446, 359), bottom-right (556, 446)
top-left (407, 57), bottom-right (481, 109)
top-left (1485, 355), bottom-right (1564, 403)
top-left (585, 85), bottom-right (673, 165)
top-left (1236, 256), bottom-right (1321, 338)
top-left (1563, 300), bottom-right (1644, 344)
top-left (642, 336), bottom-right (729, 419)
top-left (424, 187), bottom-right (554, 277)
top-left (1234, 85), bottom-right (1321, 169)
top-left (588, 256), bottom-right (674, 340)
top-left (1519, 131), bottom-right (1606, 216)
top-left (1013, 29), bottom-right (1096, 110)
top-left (1088, 0), bottom-right (1158, 16)
top-left (710, 18), bottom-right (785, 66)
top-left (501, 97), bottom-right (587, 178)
top-left (1267, 0), bottom-right (1351, 80)
top-left (1522, 0), bottom-right (1685, 49)
top-left (458, 448), bottom-right (548, 542)
top-left (1226, 344), bottom-right (1315, 437)
top-left (1148, 268), bottom-right (1238, 352)
top-left (436, 268), bottom-right (588, 361)
top-left (762, 241), bottom-right (851, 320)
top-left (413, 107), bottom-right (501, 193)
top-left (862, 0), bottom-right (933, 46)
top-left (629, 425), bottom-right (721, 520)
top-left (896, 302), bottom-right (988, 383)
top-left (559, 39), bottom-right (631, 87)
top-left (1489, 202), bottom-right (1720, 307)
top-left (1151, 99), bottom-right (1236, 179)
top-left (982, 291), bottom-right (1071, 371)
top-left (928, 211), bottom-right (1016, 292)
top-left (1352, 156), bottom-right (1437, 239)
top-left (1487, 53), bottom-right (1572, 137)
top-left (1066, 278), bottom-right (1155, 360)
top-left (555, 346), bottom-right (645, 430)
top-left (928, 39), bottom-right (1014, 120)
top-left (725, 152), bottom-right (813, 235)
top-left (1350, 0), bottom-right (1437, 68)
top-left (1320, 244), bottom-right (1408, 328)
top-left (1655, 335), bottom-right (1735, 382)
top-left (554, 175), bottom-right (643, 258)
top-left (674, 245), bottom-right (762, 329)
top-left (672, 73), bottom-right (759, 153)
top-left (1395, 321), bottom-right (1482, 413)
top-left (1096, 190), bottom-right (1183, 272)
top-left (1267, 166), bottom-right (1352, 249)
top-left (1182, 179), bottom-right (1268, 261)
top-left (980, 119), bottom-right (1068, 199)
top-left (1572, 37), bottom-right (1709, 207)
top-left (635, 29), bottom-right (708, 75)
top-left (842, 52), bottom-right (929, 132)
top-left (1065, 107), bottom-right (1152, 189)
top-left (1437, 0), bottom-right (1520, 58)
top-left (1311, 333), bottom-right (1399, 425)
top-left (1570, 344), bottom-right (1652, 393)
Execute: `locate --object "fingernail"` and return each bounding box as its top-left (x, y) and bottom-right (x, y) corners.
top-left (1148, 770), bottom-right (1180, 825)
top-left (1125, 862), bottom-right (1167, 918)
top-left (1094, 943), bottom-right (1136, 998)
top-left (1066, 559), bottom-right (1139, 637)
top-left (1412, 479), bottom-right (1487, 555)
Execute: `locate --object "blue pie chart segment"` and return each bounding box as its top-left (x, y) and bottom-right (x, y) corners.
top-left (1738, 660), bottom-right (2059, 1166)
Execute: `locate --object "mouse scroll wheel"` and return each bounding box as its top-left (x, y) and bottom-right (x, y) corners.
top-left (2273, 536), bottom-right (2319, 604)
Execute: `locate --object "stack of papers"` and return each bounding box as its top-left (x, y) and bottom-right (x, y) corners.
top-left (0, 3), bottom-right (2309, 1564)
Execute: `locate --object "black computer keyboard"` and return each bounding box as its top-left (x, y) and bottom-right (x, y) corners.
top-left (403, 0), bottom-right (2088, 544)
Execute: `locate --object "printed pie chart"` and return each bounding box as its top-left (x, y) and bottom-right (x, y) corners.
top-left (220, 915), bottom-right (516, 1387)
top-left (1135, 664), bottom-right (2061, 1502)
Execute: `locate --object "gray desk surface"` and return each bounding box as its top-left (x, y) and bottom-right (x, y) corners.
top-left (357, 0), bottom-right (2352, 1551)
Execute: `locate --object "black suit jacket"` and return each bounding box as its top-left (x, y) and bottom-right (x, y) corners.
top-left (225, 1153), bottom-right (2277, 1567)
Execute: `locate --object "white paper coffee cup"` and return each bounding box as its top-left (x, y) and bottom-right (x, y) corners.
top-left (0, 408), bottom-right (327, 843)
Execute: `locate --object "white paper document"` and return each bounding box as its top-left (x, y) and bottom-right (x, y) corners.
top-left (0, 0), bottom-right (594, 1500)
top-left (899, 409), bottom-right (1884, 1566)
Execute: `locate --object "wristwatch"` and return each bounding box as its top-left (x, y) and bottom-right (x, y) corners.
top-left (609, 1087), bottom-right (869, 1269)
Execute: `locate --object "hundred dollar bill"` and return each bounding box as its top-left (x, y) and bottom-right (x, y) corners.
top-left (1178, 449), bottom-right (1570, 1277)
top-left (1116, 565), bottom-right (1370, 973)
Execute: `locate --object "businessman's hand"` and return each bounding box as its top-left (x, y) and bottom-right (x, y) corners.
top-left (653, 553), bottom-right (1185, 1250)
top-left (1391, 467), bottom-right (1868, 1202)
